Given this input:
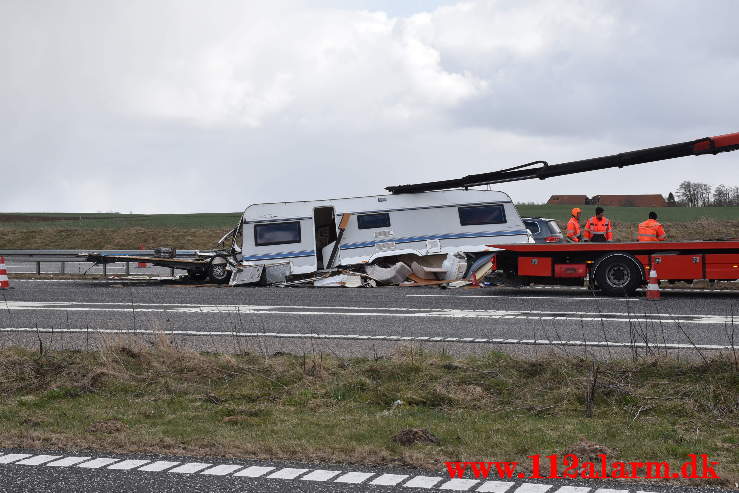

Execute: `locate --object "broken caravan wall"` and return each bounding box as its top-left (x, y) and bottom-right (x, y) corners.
top-left (237, 189), bottom-right (530, 283)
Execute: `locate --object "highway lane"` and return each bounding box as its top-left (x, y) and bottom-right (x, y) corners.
top-left (0, 280), bottom-right (736, 355)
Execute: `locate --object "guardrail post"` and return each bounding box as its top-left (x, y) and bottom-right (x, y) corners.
top-left (170, 267), bottom-right (175, 278)
top-left (36, 261), bottom-right (41, 274)
top-left (125, 262), bottom-right (130, 275)
top-left (60, 261), bottom-right (66, 274)
top-left (103, 263), bottom-right (107, 278)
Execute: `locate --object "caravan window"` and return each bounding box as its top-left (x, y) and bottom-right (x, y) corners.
top-left (254, 221), bottom-right (301, 246)
top-left (357, 213), bottom-right (391, 229)
top-left (458, 205), bottom-right (506, 226)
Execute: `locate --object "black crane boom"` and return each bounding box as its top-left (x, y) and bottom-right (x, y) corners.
top-left (386, 132), bottom-right (739, 194)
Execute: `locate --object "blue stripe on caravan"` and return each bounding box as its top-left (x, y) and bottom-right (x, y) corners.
top-left (242, 250), bottom-right (315, 261)
top-left (340, 230), bottom-right (528, 250)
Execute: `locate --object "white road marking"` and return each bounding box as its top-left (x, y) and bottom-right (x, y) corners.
top-left (403, 475), bottom-right (443, 488)
top-left (200, 464), bottom-right (244, 475)
top-left (266, 467), bottom-right (310, 479)
top-left (300, 469), bottom-right (342, 481)
top-left (333, 471), bottom-right (375, 483)
top-left (514, 484), bottom-right (553, 493)
top-left (407, 295), bottom-right (638, 301)
top-left (370, 473), bottom-right (409, 486)
top-left (15, 455), bottom-right (62, 465)
top-left (107, 459), bottom-right (150, 470)
top-left (233, 465), bottom-right (275, 477)
top-left (46, 456), bottom-right (92, 467)
top-left (439, 478), bottom-right (480, 490)
top-left (0, 451), bottom-right (670, 493)
top-left (138, 461), bottom-right (179, 472)
top-left (554, 487), bottom-right (591, 493)
top-left (168, 462), bottom-right (212, 474)
top-left (1, 327), bottom-right (730, 351)
top-left (77, 458), bottom-right (120, 469)
top-left (2, 300), bottom-right (732, 325)
top-left (476, 481), bottom-right (516, 492)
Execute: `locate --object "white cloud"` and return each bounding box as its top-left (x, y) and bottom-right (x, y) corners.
top-left (1, 0), bottom-right (738, 213)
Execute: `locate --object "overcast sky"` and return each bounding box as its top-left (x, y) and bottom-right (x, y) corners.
top-left (2, 0), bottom-right (738, 213)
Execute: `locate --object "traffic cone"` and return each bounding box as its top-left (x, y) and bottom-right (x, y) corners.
top-left (646, 268), bottom-right (661, 300)
top-left (0, 256), bottom-right (10, 289)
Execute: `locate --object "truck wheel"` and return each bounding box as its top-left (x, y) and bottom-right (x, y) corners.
top-left (187, 270), bottom-right (208, 282)
top-left (208, 258), bottom-right (231, 284)
top-left (593, 254), bottom-right (643, 296)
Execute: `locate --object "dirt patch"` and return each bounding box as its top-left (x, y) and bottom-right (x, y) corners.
top-left (392, 429), bottom-right (440, 446)
top-left (562, 437), bottom-right (615, 461)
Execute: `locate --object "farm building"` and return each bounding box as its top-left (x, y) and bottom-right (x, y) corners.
top-left (591, 194), bottom-right (667, 207)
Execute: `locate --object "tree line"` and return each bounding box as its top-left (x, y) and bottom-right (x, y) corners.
top-left (669, 181), bottom-right (739, 207)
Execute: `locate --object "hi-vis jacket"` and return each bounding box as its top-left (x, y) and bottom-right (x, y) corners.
top-left (566, 217), bottom-right (581, 242)
top-left (637, 218), bottom-right (666, 242)
top-left (584, 216), bottom-right (613, 241)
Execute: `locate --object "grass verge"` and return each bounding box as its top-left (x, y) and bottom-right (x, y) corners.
top-left (0, 340), bottom-right (736, 485)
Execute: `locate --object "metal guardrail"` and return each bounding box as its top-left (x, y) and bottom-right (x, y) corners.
top-left (0, 250), bottom-right (198, 276)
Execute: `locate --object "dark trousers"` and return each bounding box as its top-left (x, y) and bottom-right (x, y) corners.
top-left (590, 234), bottom-right (607, 242)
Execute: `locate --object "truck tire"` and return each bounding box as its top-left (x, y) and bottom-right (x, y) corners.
top-left (187, 269), bottom-right (209, 282)
top-left (208, 258), bottom-right (231, 284)
top-left (593, 254), bottom-right (643, 296)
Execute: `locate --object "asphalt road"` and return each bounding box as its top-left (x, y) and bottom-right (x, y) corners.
top-left (0, 449), bottom-right (729, 493)
top-left (0, 279), bottom-right (736, 357)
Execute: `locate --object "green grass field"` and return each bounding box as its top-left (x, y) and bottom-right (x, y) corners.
top-left (515, 205), bottom-right (739, 223)
top-left (1, 206), bottom-right (736, 230)
top-left (0, 212), bottom-right (242, 230)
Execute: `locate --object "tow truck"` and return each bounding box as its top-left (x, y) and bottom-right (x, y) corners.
top-left (387, 131), bottom-right (739, 295)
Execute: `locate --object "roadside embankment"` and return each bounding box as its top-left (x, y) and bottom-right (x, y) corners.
top-left (1, 340), bottom-right (735, 485)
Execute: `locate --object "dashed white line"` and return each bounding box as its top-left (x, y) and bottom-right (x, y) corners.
top-left (514, 483), bottom-right (553, 493)
top-left (138, 461), bottom-right (179, 472)
top-left (107, 459), bottom-right (150, 470)
top-left (266, 467), bottom-right (309, 479)
top-left (168, 462), bottom-right (212, 474)
top-left (15, 455), bottom-right (62, 466)
top-left (46, 456), bottom-right (92, 467)
top-left (595, 489), bottom-right (628, 493)
top-left (404, 475), bottom-right (444, 488)
top-left (233, 465), bottom-right (275, 477)
top-left (439, 478), bottom-right (480, 490)
top-left (300, 469), bottom-right (342, 481)
top-left (200, 464), bottom-right (244, 476)
top-left (476, 481), bottom-right (516, 492)
top-left (77, 458), bottom-right (120, 469)
top-left (371, 473), bottom-right (410, 486)
top-left (334, 471), bottom-right (375, 483)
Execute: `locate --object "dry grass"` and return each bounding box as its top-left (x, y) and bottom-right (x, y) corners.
top-left (2, 218), bottom-right (737, 250)
top-left (0, 340), bottom-right (736, 484)
top-left (0, 227), bottom-right (225, 250)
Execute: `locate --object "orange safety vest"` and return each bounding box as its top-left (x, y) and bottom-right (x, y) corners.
top-left (637, 219), bottom-right (666, 242)
top-left (584, 216), bottom-right (613, 241)
top-left (566, 217), bottom-right (581, 242)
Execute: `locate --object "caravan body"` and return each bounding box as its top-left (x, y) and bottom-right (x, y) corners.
top-left (238, 189), bottom-right (530, 281)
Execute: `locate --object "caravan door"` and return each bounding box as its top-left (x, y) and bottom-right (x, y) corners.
top-left (313, 206), bottom-right (338, 270)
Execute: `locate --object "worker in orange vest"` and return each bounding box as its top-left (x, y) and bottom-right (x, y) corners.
top-left (637, 211), bottom-right (666, 242)
top-left (566, 208), bottom-right (582, 242)
top-left (584, 207), bottom-right (613, 242)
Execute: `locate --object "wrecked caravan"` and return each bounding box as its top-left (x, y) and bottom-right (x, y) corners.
top-left (229, 189), bottom-right (531, 285)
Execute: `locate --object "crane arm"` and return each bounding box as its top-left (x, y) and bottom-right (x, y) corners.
top-left (385, 131), bottom-right (739, 194)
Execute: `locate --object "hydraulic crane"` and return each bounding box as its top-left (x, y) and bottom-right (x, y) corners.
top-left (386, 132), bottom-right (739, 194)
